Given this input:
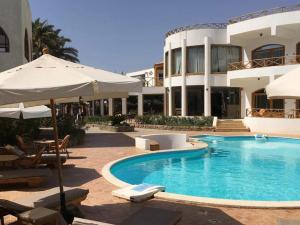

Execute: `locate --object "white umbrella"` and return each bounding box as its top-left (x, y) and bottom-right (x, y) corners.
top-left (0, 103), bottom-right (51, 119)
top-left (266, 66), bottom-right (300, 99)
top-left (0, 49), bottom-right (142, 221)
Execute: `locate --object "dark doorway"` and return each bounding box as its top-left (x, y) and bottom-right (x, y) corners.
top-left (211, 87), bottom-right (241, 119)
top-left (127, 96), bottom-right (138, 116)
top-left (143, 94), bottom-right (164, 115)
top-left (187, 86), bottom-right (204, 116)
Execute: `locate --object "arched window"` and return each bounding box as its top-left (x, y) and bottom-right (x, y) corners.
top-left (24, 29), bottom-right (29, 61)
top-left (0, 27), bottom-right (9, 53)
top-left (252, 89), bottom-right (284, 109)
top-left (252, 44), bottom-right (285, 67)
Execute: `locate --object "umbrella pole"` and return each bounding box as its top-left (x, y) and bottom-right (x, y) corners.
top-left (50, 99), bottom-right (70, 222)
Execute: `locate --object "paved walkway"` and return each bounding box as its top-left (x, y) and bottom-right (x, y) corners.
top-left (2, 128), bottom-right (300, 225)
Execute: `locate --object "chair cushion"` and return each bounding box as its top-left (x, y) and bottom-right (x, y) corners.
top-left (73, 217), bottom-right (114, 225)
top-left (0, 199), bottom-right (32, 215)
top-left (40, 154), bottom-right (67, 164)
top-left (15, 187), bottom-right (89, 209)
top-left (4, 145), bottom-right (25, 158)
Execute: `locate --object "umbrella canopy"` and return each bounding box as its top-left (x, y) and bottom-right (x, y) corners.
top-left (0, 54), bottom-right (142, 106)
top-left (0, 51), bottom-right (142, 222)
top-left (0, 103), bottom-right (51, 119)
top-left (266, 66), bottom-right (300, 99)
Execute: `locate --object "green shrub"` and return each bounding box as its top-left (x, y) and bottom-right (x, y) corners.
top-left (85, 115), bottom-right (129, 126)
top-left (0, 115), bottom-right (85, 146)
top-left (135, 115), bottom-right (213, 127)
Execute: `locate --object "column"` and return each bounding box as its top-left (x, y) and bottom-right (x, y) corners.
top-left (138, 94), bottom-right (143, 116)
top-left (181, 39), bottom-right (187, 117)
top-left (122, 98), bottom-right (127, 115)
top-left (163, 92), bottom-right (167, 116)
top-left (100, 99), bottom-right (104, 116)
top-left (108, 98), bottom-right (113, 116)
top-left (168, 43), bottom-right (173, 116)
top-left (240, 88), bottom-right (246, 118)
top-left (204, 36), bottom-right (211, 116)
top-left (91, 101), bottom-right (95, 116)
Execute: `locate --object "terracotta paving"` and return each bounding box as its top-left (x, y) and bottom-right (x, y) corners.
top-left (1, 128), bottom-right (300, 225)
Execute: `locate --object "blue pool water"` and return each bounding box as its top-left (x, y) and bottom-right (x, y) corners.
top-left (111, 135), bottom-right (300, 201)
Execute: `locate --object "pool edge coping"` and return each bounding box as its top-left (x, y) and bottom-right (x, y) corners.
top-left (102, 135), bottom-right (300, 209)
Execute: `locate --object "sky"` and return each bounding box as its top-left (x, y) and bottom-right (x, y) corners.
top-left (29, 0), bottom-right (299, 73)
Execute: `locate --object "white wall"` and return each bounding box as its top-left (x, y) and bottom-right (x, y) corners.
top-left (135, 134), bottom-right (189, 150)
top-left (0, 0), bottom-right (32, 72)
top-left (244, 117), bottom-right (300, 135)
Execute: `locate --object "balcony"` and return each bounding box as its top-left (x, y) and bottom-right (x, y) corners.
top-left (246, 108), bottom-right (300, 118)
top-left (228, 55), bottom-right (300, 71)
top-left (139, 77), bottom-right (164, 87)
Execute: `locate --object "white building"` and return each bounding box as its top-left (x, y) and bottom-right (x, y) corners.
top-left (0, 0), bottom-right (32, 72)
top-left (109, 4), bottom-right (300, 120)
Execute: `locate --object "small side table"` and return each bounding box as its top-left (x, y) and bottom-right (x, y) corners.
top-left (17, 207), bottom-right (59, 225)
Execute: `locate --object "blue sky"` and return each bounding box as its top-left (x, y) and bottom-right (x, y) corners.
top-left (29, 0), bottom-right (299, 73)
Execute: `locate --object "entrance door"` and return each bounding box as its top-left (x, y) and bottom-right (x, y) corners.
top-left (211, 87), bottom-right (241, 119)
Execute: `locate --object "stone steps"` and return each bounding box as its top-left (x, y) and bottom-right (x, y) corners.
top-left (215, 119), bottom-right (250, 132)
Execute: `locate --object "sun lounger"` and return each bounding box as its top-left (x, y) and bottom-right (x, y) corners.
top-left (277, 219), bottom-right (300, 225)
top-left (0, 168), bottom-right (52, 187)
top-left (112, 183), bottom-right (165, 202)
top-left (40, 154), bottom-right (68, 167)
top-left (14, 187), bottom-right (89, 209)
top-left (4, 144), bottom-right (67, 167)
top-left (0, 187), bottom-right (89, 224)
top-left (73, 207), bottom-right (181, 225)
top-left (73, 217), bottom-right (114, 225)
top-left (2, 145), bottom-right (45, 169)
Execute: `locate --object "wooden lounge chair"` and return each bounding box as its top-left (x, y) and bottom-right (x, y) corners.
top-left (50, 135), bottom-right (71, 157)
top-left (1, 145), bottom-right (45, 169)
top-left (15, 207), bottom-right (181, 225)
top-left (0, 187), bottom-right (89, 223)
top-left (16, 136), bottom-right (68, 167)
top-left (16, 135), bottom-right (36, 154)
top-left (0, 168), bottom-right (52, 187)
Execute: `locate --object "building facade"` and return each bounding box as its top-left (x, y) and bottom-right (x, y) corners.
top-left (115, 5), bottom-right (300, 119)
top-left (87, 5), bottom-right (300, 120)
top-left (0, 0), bottom-right (32, 72)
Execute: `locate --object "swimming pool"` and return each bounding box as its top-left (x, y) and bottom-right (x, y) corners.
top-left (109, 135), bottom-right (300, 204)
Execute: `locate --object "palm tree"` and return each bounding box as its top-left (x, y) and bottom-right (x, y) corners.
top-left (32, 18), bottom-right (79, 62)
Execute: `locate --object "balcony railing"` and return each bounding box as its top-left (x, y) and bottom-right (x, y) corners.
top-left (229, 4), bottom-right (300, 24)
top-left (246, 108), bottom-right (300, 118)
top-left (138, 77), bottom-right (164, 87)
top-left (228, 55), bottom-right (300, 71)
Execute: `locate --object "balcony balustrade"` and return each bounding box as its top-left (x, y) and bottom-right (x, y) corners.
top-left (229, 55), bottom-right (300, 71)
top-left (246, 108), bottom-right (300, 118)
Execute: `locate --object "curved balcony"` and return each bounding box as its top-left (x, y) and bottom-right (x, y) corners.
top-left (228, 55), bottom-right (300, 71)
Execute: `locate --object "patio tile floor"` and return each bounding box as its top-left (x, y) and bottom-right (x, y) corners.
top-left (1, 127), bottom-right (300, 225)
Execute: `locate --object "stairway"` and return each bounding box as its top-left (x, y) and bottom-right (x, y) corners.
top-left (215, 119), bottom-right (250, 132)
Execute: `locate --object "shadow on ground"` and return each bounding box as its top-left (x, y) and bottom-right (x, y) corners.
top-left (74, 133), bottom-right (135, 148)
top-left (79, 199), bottom-right (244, 225)
top-left (0, 167), bottom-right (101, 192)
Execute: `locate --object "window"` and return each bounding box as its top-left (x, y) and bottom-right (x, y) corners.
top-left (143, 94), bottom-right (164, 115)
top-left (252, 89), bottom-right (284, 109)
top-left (0, 27), bottom-right (9, 53)
top-left (211, 45), bottom-right (241, 73)
top-left (171, 48), bottom-right (182, 75)
top-left (252, 44), bottom-right (285, 67)
top-left (187, 46), bottom-right (204, 74)
top-left (24, 29), bottom-right (29, 61)
top-left (165, 52), bottom-right (169, 77)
